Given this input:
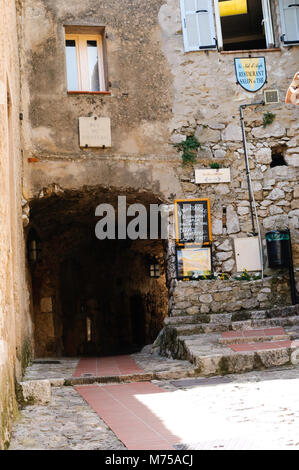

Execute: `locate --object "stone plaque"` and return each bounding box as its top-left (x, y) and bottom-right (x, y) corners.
top-left (195, 168), bottom-right (231, 184)
top-left (79, 117), bottom-right (111, 148)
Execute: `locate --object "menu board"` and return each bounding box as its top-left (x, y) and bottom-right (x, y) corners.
top-left (174, 199), bottom-right (212, 245)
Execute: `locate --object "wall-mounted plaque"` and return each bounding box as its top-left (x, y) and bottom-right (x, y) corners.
top-left (234, 57), bottom-right (267, 93)
top-left (79, 117), bottom-right (111, 148)
top-left (174, 198), bottom-right (212, 246)
top-left (195, 168), bottom-right (231, 184)
top-left (176, 245), bottom-right (212, 280)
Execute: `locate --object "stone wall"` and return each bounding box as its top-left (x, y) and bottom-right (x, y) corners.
top-left (169, 275), bottom-right (291, 317)
top-left (0, 0), bottom-right (33, 450)
top-left (16, 0), bottom-right (299, 362)
top-left (169, 116), bottom-right (299, 275)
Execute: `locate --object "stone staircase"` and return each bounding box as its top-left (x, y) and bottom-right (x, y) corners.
top-left (154, 304), bottom-right (299, 376)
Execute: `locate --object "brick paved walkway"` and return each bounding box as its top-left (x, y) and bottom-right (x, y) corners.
top-left (73, 355), bottom-right (144, 378)
top-left (75, 382), bottom-right (180, 450)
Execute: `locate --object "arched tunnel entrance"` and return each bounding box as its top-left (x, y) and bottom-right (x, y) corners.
top-left (27, 186), bottom-right (169, 357)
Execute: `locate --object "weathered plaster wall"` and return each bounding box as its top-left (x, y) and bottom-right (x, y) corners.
top-left (0, 0), bottom-right (33, 450)
top-left (19, 0), bottom-right (173, 160)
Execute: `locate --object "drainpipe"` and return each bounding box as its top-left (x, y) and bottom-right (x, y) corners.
top-left (239, 101), bottom-right (265, 279)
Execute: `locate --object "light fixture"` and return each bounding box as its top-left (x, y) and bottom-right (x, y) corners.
top-left (149, 261), bottom-right (160, 278)
top-left (27, 230), bottom-right (42, 264)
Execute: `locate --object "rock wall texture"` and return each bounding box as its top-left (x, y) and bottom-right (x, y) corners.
top-left (0, 0), bottom-right (33, 450)
top-left (169, 275), bottom-right (291, 317)
top-left (19, 0), bottom-right (298, 273)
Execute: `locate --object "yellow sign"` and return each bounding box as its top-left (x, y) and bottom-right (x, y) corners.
top-left (176, 246), bottom-right (212, 279)
top-left (182, 247), bottom-right (211, 276)
top-left (219, 0), bottom-right (247, 17)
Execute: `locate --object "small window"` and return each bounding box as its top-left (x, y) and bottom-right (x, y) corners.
top-left (65, 32), bottom-right (106, 92)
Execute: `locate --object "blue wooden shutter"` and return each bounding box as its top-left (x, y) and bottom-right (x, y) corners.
top-left (180, 0), bottom-right (216, 51)
top-left (279, 0), bottom-right (299, 44)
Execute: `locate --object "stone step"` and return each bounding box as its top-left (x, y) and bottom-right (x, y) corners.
top-left (220, 333), bottom-right (289, 345)
top-left (218, 327), bottom-right (290, 345)
top-left (174, 315), bottom-right (299, 336)
top-left (166, 304), bottom-right (299, 326)
top-left (156, 324), bottom-right (299, 377)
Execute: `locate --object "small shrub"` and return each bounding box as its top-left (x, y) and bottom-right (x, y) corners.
top-left (173, 135), bottom-right (202, 165)
top-left (262, 112), bottom-right (276, 128)
top-left (210, 162), bottom-right (220, 169)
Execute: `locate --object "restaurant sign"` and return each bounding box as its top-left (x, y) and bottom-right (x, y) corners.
top-left (234, 57), bottom-right (267, 92)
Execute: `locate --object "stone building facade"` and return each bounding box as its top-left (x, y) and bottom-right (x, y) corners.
top-left (0, 0), bottom-right (33, 450)
top-left (1, 0), bottom-right (299, 448)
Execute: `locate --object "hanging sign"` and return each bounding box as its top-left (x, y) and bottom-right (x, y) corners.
top-left (174, 198), bottom-right (212, 246)
top-left (234, 57), bottom-right (267, 92)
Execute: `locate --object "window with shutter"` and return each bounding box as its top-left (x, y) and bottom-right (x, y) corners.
top-left (180, 0), bottom-right (217, 51)
top-left (279, 0), bottom-right (299, 44)
top-left (64, 27), bottom-right (107, 92)
top-left (217, 0), bottom-right (268, 50)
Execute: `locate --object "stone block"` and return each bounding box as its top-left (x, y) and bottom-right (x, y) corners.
top-left (285, 154), bottom-right (299, 167)
top-left (214, 149), bottom-right (227, 158)
top-left (195, 125), bottom-right (220, 142)
top-left (170, 133), bottom-right (186, 144)
top-left (221, 123), bottom-right (242, 142)
top-left (293, 186), bottom-right (299, 199)
top-left (269, 206), bottom-right (284, 215)
top-left (18, 380), bottom-right (51, 405)
top-left (212, 218), bottom-right (223, 235)
top-left (226, 205), bottom-right (240, 234)
top-left (256, 147), bottom-right (272, 164)
top-left (263, 215), bottom-right (289, 230)
top-left (267, 187), bottom-right (285, 201)
top-left (257, 349), bottom-right (290, 368)
top-left (251, 123), bottom-right (286, 139)
top-left (217, 239), bottom-right (232, 251)
top-left (199, 294), bottom-right (213, 304)
top-left (186, 306), bottom-right (200, 315)
top-left (216, 251), bottom-right (233, 262)
top-left (222, 258), bottom-right (235, 272)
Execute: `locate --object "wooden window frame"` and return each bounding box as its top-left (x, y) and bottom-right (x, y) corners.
top-left (65, 32), bottom-right (106, 92)
top-left (214, 0), bottom-right (275, 51)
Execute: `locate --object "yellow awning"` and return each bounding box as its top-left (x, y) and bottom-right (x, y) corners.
top-left (219, 0), bottom-right (247, 17)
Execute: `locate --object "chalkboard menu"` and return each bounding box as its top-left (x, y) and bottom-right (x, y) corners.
top-left (174, 198), bottom-right (212, 245)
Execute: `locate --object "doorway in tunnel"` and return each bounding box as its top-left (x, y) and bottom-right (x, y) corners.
top-left (28, 187), bottom-right (169, 358)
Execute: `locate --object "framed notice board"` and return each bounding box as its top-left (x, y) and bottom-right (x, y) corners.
top-left (174, 198), bottom-right (212, 246)
top-left (176, 245), bottom-right (212, 280)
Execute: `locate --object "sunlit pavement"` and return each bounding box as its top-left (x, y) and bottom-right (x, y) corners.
top-left (9, 361), bottom-right (299, 450)
top-left (76, 364), bottom-right (299, 450)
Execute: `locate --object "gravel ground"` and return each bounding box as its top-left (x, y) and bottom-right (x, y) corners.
top-left (9, 386), bottom-right (125, 450)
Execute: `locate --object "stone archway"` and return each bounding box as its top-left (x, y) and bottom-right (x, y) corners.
top-left (27, 185), bottom-right (169, 357)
